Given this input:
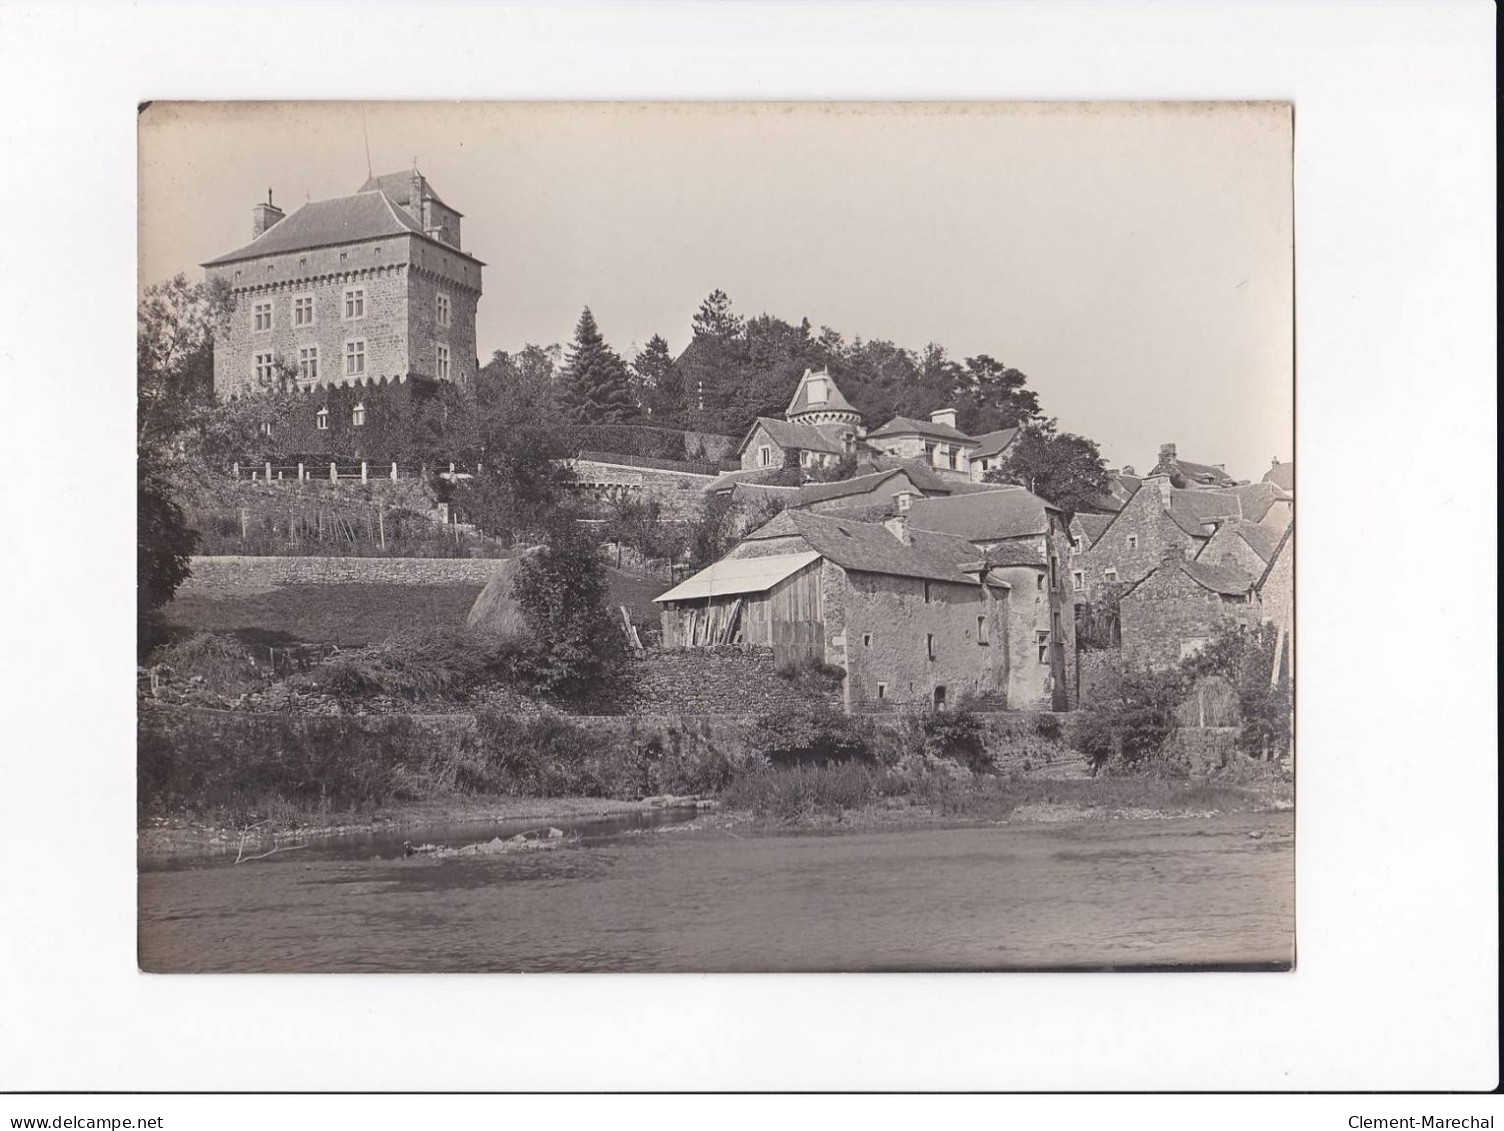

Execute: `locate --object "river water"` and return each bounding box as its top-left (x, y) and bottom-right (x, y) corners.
top-left (138, 810), bottom-right (1294, 972)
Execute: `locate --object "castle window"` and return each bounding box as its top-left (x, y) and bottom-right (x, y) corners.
top-left (252, 302), bottom-right (273, 333)
top-left (298, 345), bottom-right (319, 384)
top-left (923, 581), bottom-right (931, 603)
top-left (339, 252), bottom-right (348, 263)
top-left (926, 633), bottom-right (935, 660)
top-left (252, 352), bottom-right (275, 385)
top-left (344, 339), bottom-right (366, 377)
top-left (298, 258), bottom-right (307, 271)
top-left (343, 287), bottom-right (365, 320)
top-left (1126, 534), bottom-right (1139, 551)
top-left (315, 407), bottom-right (329, 431)
top-left (436, 344), bottom-right (451, 381)
top-left (976, 616), bottom-right (989, 645)
top-left (352, 402), bottom-right (366, 428)
top-left (293, 296), bottom-right (315, 326)
top-left (1036, 631), bottom-right (1050, 664)
top-left (436, 293), bottom-right (451, 327)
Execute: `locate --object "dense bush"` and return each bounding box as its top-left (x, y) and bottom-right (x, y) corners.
top-left (293, 628), bottom-right (524, 701)
top-left (748, 703), bottom-right (875, 767)
top-left (1181, 622), bottom-right (1292, 760)
top-left (147, 633), bottom-right (265, 697)
top-left (918, 704), bottom-right (992, 773)
top-left (721, 763), bottom-right (880, 821)
top-left (1070, 658), bottom-right (1189, 775)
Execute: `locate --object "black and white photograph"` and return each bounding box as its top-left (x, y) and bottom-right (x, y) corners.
top-left (136, 101), bottom-right (1295, 973)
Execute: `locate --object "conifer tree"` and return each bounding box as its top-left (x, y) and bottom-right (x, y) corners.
top-left (560, 306), bottom-right (636, 424)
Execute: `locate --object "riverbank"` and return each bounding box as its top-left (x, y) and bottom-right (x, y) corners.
top-left (138, 772), bottom-right (1292, 862)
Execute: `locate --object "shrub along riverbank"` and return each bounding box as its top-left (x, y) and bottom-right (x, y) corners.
top-left (138, 697), bottom-right (1288, 849)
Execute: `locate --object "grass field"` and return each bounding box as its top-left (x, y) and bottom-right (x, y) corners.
top-left (163, 566), bottom-right (670, 650)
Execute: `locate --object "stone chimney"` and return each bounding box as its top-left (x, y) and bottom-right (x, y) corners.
top-left (409, 164), bottom-right (427, 228)
top-left (884, 513), bottom-right (911, 545)
top-left (251, 189), bottom-right (284, 238)
top-left (1157, 442), bottom-right (1177, 467)
top-left (930, 407), bottom-right (958, 429)
top-left (1149, 473), bottom-right (1173, 511)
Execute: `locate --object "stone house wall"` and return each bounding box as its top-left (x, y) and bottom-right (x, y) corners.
top-left (1196, 524), bottom-right (1271, 580)
top-left (1073, 477), bottom-right (1208, 604)
top-left (1119, 566), bottom-right (1258, 670)
top-left (839, 568), bottom-right (1008, 712)
top-left (207, 233), bottom-right (480, 399)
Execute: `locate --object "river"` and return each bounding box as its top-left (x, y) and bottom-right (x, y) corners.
top-left (138, 810), bottom-right (1294, 972)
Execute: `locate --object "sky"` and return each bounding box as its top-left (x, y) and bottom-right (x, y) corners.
top-left (139, 101), bottom-right (1292, 480)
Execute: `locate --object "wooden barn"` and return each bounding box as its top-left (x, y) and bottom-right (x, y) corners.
top-left (653, 550), bottom-right (824, 664)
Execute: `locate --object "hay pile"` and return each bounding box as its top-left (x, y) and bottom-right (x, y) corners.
top-left (465, 555), bottom-right (530, 639)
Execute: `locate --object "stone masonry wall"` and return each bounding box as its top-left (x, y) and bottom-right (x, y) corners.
top-left (1073, 479), bottom-right (1206, 605)
top-left (1119, 566), bottom-right (1257, 670)
top-left (621, 645), bottom-right (843, 715)
top-left (180, 555), bottom-right (502, 593)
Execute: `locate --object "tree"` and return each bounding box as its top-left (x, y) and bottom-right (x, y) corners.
top-left (510, 522), bottom-right (626, 699)
top-left (630, 334), bottom-right (684, 425)
top-left (985, 419), bottom-right (1111, 514)
top-left (559, 307), bottom-right (636, 424)
top-left (137, 274), bottom-right (232, 452)
top-left (458, 347), bottom-right (578, 544)
top-left (957, 354), bottom-right (1041, 434)
top-left (137, 274), bottom-right (230, 650)
top-left (1181, 621), bottom-right (1292, 761)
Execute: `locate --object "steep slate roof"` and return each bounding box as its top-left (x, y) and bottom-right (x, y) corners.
top-left (866, 415), bottom-right (978, 444)
top-left (742, 509), bottom-right (1001, 586)
top-left (905, 486), bottom-right (1058, 543)
top-left (785, 369), bottom-right (860, 419)
top-left (972, 427), bottom-right (1020, 459)
top-left (793, 469), bottom-right (908, 506)
top-left (1255, 524), bottom-right (1294, 591)
top-left (1229, 480), bottom-right (1291, 523)
top-left (1231, 520), bottom-right (1285, 564)
top-left (1168, 488), bottom-right (1242, 535)
top-left (1074, 512), bottom-right (1116, 547)
top-left (739, 416), bottom-right (848, 456)
top-left (1123, 558), bottom-right (1256, 600)
top-left (204, 189), bottom-right (482, 267)
top-left (357, 170), bottom-right (458, 212)
top-left (1263, 460), bottom-right (1294, 492)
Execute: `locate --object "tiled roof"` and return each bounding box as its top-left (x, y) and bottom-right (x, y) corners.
top-left (1262, 460), bottom-right (1294, 491)
top-left (1255, 525), bottom-right (1293, 590)
top-left (742, 509), bottom-right (1000, 586)
top-left (740, 416), bottom-right (848, 456)
top-left (972, 428), bottom-right (1020, 459)
top-left (1228, 520), bottom-right (1284, 564)
top-left (703, 467), bottom-right (797, 493)
top-left (1229, 481), bottom-right (1290, 523)
top-left (1124, 558), bottom-right (1255, 601)
top-left (357, 170), bottom-right (455, 211)
top-left (785, 369), bottom-right (860, 419)
top-left (793, 469), bottom-right (907, 506)
top-left (204, 190), bottom-right (436, 266)
top-left (906, 486), bottom-right (1058, 543)
top-left (866, 415), bottom-right (978, 444)
top-left (863, 456), bottom-right (957, 494)
top-left (1180, 559), bottom-right (1257, 596)
top-left (1074, 513), bottom-right (1115, 547)
top-left (1171, 489), bottom-right (1242, 523)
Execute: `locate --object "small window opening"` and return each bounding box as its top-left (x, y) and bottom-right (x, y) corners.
top-left (976, 615), bottom-right (989, 645)
top-left (926, 633), bottom-right (935, 660)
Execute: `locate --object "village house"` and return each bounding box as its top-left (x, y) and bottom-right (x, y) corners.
top-left (738, 368), bottom-right (862, 471)
top-left (903, 486), bottom-right (1077, 707)
top-left (864, 409), bottom-right (980, 481)
top-left (1147, 442), bottom-right (1242, 490)
top-left (1117, 553), bottom-right (1261, 668)
top-left (203, 166), bottom-right (483, 401)
top-left (966, 428), bottom-right (1022, 482)
top-left (654, 507), bottom-right (1073, 712)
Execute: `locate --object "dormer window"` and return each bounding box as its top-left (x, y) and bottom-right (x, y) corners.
top-left (810, 377), bottom-right (828, 403)
top-left (352, 402), bottom-right (366, 427)
top-left (897, 493), bottom-right (912, 512)
top-left (315, 407), bottom-right (329, 431)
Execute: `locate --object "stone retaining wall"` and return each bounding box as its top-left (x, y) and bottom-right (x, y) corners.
top-left (620, 646), bottom-right (843, 715)
top-left (181, 555), bottom-right (503, 591)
